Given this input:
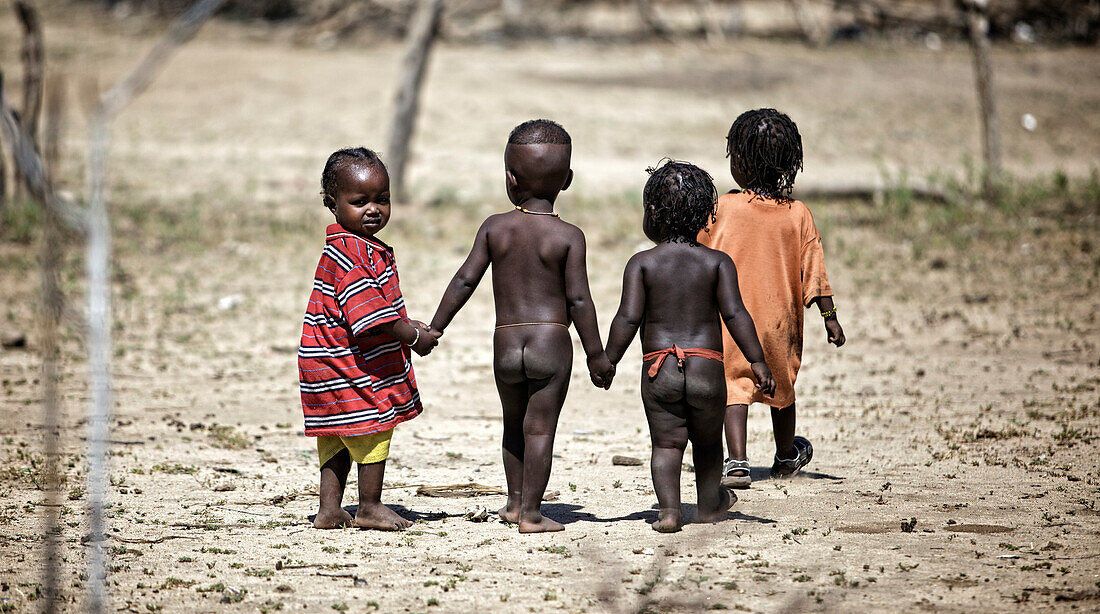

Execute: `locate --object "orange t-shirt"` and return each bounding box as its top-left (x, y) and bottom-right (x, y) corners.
top-left (698, 191), bottom-right (832, 408)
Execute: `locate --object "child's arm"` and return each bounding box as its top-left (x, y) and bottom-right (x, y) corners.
top-left (430, 222), bottom-right (492, 334)
top-left (799, 208), bottom-right (843, 348)
top-left (715, 255), bottom-right (776, 396)
top-left (811, 296), bottom-right (845, 347)
top-left (604, 255), bottom-right (644, 367)
top-left (375, 319), bottom-right (438, 356)
top-left (563, 229), bottom-right (614, 388)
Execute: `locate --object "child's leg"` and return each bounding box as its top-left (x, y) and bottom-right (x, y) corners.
top-left (643, 397), bottom-right (688, 533)
top-left (495, 378), bottom-right (528, 523)
top-left (723, 404), bottom-right (749, 460)
top-left (315, 446), bottom-right (353, 529)
top-left (516, 372), bottom-right (568, 533)
top-left (353, 460), bottom-right (412, 530)
top-left (770, 402), bottom-right (796, 459)
top-left (641, 359), bottom-right (691, 533)
top-left (687, 360), bottom-right (736, 522)
top-left (494, 325), bottom-right (572, 534)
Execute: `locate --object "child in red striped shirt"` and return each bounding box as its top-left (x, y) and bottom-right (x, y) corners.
top-left (299, 148), bottom-right (439, 530)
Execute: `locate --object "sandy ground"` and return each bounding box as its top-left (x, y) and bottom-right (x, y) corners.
top-left (1, 4), bottom-right (1098, 613)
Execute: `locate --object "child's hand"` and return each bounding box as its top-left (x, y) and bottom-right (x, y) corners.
top-left (824, 318), bottom-right (845, 347)
top-left (411, 323), bottom-right (439, 356)
top-left (750, 361), bottom-right (776, 397)
top-left (587, 353), bottom-right (615, 390)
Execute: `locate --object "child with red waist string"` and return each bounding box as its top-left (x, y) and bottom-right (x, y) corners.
top-left (601, 160), bottom-right (776, 533)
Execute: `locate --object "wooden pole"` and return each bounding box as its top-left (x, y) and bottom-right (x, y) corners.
top-left (386, 0), bottom-right (443, 201)
top-left (15, 0), bottom-right (45, 198)
top-left (959, 0), bottom-right (1001, 192)
top-left (39, 74), bottom-right (66, 614)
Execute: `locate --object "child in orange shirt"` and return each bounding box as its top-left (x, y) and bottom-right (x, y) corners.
top-left (698, 109), bottom-right (845, 488)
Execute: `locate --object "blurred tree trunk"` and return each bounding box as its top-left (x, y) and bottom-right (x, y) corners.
top-left (634, 0), bottom-right (669, 37)
top-left (387, 0), bottom-right (443, 200)
top-left (789, 0), bottom-right (829, 46)
top-left (502, 0), bottom-right (524, 37)
top-left (16, 0), bottom-right (45, 199)
top-left (959, 0), bottom-right (1001, 192)
top-left (0, 127), bottom-right (7, 212)
top-left (695, 0), bottom-right (726, 43)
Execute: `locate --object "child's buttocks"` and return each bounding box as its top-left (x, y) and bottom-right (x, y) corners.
top-left (492, 324), bottom-right (572, 383)
top-left (642, 354), bottom-right (725, 408)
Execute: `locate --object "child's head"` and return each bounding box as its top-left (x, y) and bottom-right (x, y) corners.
top-left (642, 159), bottom-right (718, 243)
top-left (504, 119), bottom-right (573, 206)
top-left (726, 108), bottom-right (803, 199)
top-left (321, 147), bottom-right (390, 238)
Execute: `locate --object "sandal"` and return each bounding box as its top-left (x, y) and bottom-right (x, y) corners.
top-left (721, 458), bottom-right (751, 489)
top-left (770, 436), bottom-right (813, 478)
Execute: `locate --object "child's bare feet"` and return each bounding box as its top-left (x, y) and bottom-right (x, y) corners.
top-left (313, 507), bottom-right (354, 529)
top-left (497, 503), bottom-right (520, 524)
top-left (697, 487), bottom-right (737, 524)
top-left (652, 508), bottom-right (683, 533)
top-left (354, 503), bottom-right (411, 530)
top-left (518, 513), bottom-right (564, 533)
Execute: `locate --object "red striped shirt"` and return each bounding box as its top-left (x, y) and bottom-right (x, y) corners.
top-left (298, 224), bottom-right (422, 436)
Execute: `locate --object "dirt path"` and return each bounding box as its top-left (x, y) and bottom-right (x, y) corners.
top-left (0, 6), bottom-right (1097, 613)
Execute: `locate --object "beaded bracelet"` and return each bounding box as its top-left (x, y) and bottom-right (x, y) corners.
top-left (820, 307), bottom-right (837, 318)
top-left (410, 327), bottom-right (421, 346)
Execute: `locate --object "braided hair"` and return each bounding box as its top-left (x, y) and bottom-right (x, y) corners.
top-left (642, 159), bottom-right (719, 242)
top-left (726, 108), bottom-right (803, 201)
top-left (321, 147), bottom-right (386, 205)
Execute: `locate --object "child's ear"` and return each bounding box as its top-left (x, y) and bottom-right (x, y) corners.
top-left (561, 169), bottom-right (573, 192)
top-left (323, 194), bottom-right (336, 212)
top-left (506, 170), bottom-right (518, 190)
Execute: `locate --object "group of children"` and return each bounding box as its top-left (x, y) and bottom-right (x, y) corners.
top-left (297, 109), bottom-right (845, 534)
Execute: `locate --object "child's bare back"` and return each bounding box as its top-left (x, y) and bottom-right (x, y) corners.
top-left (622, 242), bottom-right (733, 406)
top-left (479, 210), bottom-right (588, 380)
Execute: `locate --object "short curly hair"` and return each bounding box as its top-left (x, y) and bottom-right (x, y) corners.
top-left (726, 108), bottom-right (803, 201)
top-left (508, 119), bottom-right (571, 145)
top-left (320, 147), bottom-right (386, 205)
top-left (642, 159), bottom-right (718, 242)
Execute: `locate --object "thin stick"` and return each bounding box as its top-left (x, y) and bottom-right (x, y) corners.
top-left (82, 2), bottom-right (228, 611)
top-left (211, 506), bottom-right (271, 516)
top-left (112, 535), bottom-right (197, 544)
top-left (39, 73), bottom-right (65, 614)
top-left (386, 0), bottom-right (443, 200)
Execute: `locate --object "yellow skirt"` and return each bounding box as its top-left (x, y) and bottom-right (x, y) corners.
top-left (317, 430), bottom-right (393, 467)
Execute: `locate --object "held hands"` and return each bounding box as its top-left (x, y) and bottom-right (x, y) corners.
top-left (587, 352), bottom-right (615, 390)
top-left (824, 318), bottom-right (845, 347)
top-left (408, 319), bottom-right (442, 356)
top-left (750, 361), bottom-right (776, 397)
